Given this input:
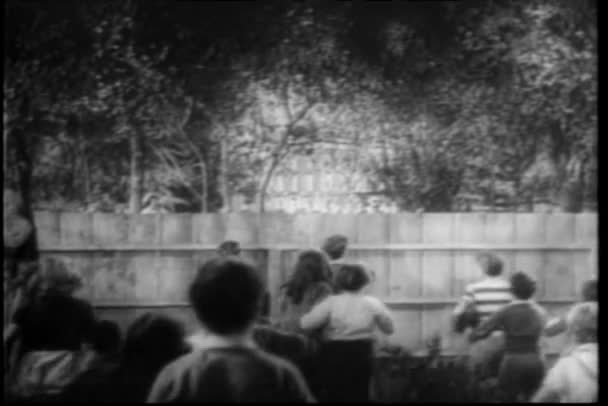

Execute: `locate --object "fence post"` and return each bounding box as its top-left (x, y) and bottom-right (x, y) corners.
top-left (267, 248), bottom-right (282, 320)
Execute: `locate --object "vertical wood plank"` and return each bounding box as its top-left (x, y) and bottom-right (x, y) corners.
top-left (292, 213), bottom-right (319, 246)
top-left (422, 214), bottom-right (454, 243)
top-left (386, 306), bottom-right (421, 351)
top-left (92, 213), bottom-right (129, 247)
top-left (60, 212), bottom-right (92, 246)
top-left (388, 213), bottom-right (422, 243)
top-left (259, 213), bottom-right (293, 245)
top-left (514, 252), bottom-right (546, 298)
top-left (356, 214), bottom-right (388, 244)
top-left (515, 213), bottom-right (547, 244)
top-left (543, 251), bottom-right (576, 299)
top-left (484, 213), bottom-right (515, 244)
top-left (162, 214), bottom-right (194, 245)
top-left (545, 214), bottom-right (575, 244)
top-left (90, 251), bottom-right (130, 303)
top-left (314, 214), bottom-right (357, 249)
top-left (128, 214), bottom-right (158, 245)
top-left (359, 250), bottom-right (388, 297)
top-left (192, 214), bottom-right (226, 245)
top-left (453, 213), bottom-right (486, 243)
top-left (123, 253), bottom-right (160, 301)
top-left (33, 211), bottom-right (60, 248)
top-left (452, 251), bottom-right (480, 297)
top-left (267, 249), bottom-right (282, 319)
top-left (388, 251), bottom-right (421, 298)
top-left (225, 212), bottom-right (260, 245)
top-left (575, 214), bottom-right (597, 278)
top-left (157, 253), bottom-right (195, 302)
top-left (421, 251), bottom-right (452, 299)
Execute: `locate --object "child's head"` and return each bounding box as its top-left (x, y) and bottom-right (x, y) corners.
top-left (581, 279), bottom-right (597, 302)
top-left (566, 302), bottom-right (597, 344)
top-left (283, 250), bottom-right (332, 305)
top-left (190, 258), bottom-right (264, 335)
top-left (322, 235), bottom-right (348, 261)
top-left (123, 313), bottom-right (188, 371)
top-left (218, 240), bottom-right (241, 257)
top-left (93, 319), bottom-right (122, 355)
top-left (510, 271), bottom-right (536, 300)
top-left (334, 264), bottom-right (370, 293)
top-left (476, 252), bottom-right (503, 277)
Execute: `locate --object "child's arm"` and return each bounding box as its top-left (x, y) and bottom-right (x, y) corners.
top-left (300, 297), bottom-right (332, 331)
top-left (470, 306), bottom-right (505, 341)
top-left (544, 316), bottom-right (567, 337)
top-left (369, 297), bottom-right (395, 335)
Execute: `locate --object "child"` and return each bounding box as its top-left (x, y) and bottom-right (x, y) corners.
top-left (217, 240), bottom-right (241, 257)
top-left (147, 258), bottom-right (314, 402)
top-left (300, 264), bottom-right (394, 402)
top-left (452, 252), bottom-right (512, 381)
top-left (276, 250), bottom-right (334, 334)
top-left (471, 271), bottom-right (547, 402)
top-left (545, 279), bottom-right (596, 337)
top-left (532, 302), bottom-right (597, 403)
top-left (321, 234), bottom-right (348, 278)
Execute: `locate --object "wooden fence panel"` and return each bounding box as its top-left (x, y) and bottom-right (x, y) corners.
top-left (388, 251), bottom-right (421, 298)
top-left (31, 212), bottom-right (596, 356)
top-left (92, 213), bottom-right (129, 246)
top-left (34, 211), bottom-right (60, 248)
top-left (388, 214), bottom-right (422, 243)
top-left (421, 251), bottom-right (452, 299)
top-left (60, 213), bottom-right (92, 247)
top-left (193, 214), bottom-right (226, 245)
top-left (128, 214), bottom-right (159, 245)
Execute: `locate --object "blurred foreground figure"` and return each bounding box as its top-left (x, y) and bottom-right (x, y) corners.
top-left (545, 279), bottom-right (597, 337)
top-left (147, 258), bottom-right (314, 402)
top-left (533, 302), bottom-right (597, 403)
top-left (6, 263), bottom-right (97, 401)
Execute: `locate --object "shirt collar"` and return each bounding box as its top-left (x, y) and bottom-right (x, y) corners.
top-left (187, 328), bottom-right (256, 351)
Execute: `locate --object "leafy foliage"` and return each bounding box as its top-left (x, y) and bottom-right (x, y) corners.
top-left (4, 0), bottom-right (596, 213)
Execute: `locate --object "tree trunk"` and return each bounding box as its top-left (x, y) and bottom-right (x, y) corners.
top-left (79, 130), bottom-right (90, 206)
top-left (128, 130), bottom-right (144, 213)
top-left (218, 136), bottom-right (231, 211)
top-left (200, 157), bottom-right (208, 213)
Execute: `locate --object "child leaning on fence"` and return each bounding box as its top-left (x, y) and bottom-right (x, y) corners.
top-left (471, 271), bottom-right (547, 402)
top-left (300, 263), bottom-right (395, 402)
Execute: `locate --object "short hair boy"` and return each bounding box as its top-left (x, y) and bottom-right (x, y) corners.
top-left (147, 258), bottom-right (314, 402)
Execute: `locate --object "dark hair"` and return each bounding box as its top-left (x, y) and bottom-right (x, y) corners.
top-left (510, 271), bottom-right (536, 300)
top-left (218, 240), bottom-right (241, 257)
top-left (322, 235), bottom-right (348, 260)
top-left (123, 313), bottom-right (187, 370)
top-left (189, 258), bottom-right (263, 335)
top-left (334, 264), bottom-right (370, 292)
top-left (93, 320), bottom-right (122, 354)
top-left (282, 250), bottom-right (332, 305)
top-left (581, 279), bottom-right (597, 302)
top-left (476, 252), bottom-right (503, 276)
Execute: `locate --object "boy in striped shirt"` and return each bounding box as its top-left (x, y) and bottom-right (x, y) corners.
top-left (453, 252), bottom-right (513, 380)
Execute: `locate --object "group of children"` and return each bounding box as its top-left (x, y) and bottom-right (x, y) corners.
top-left (3, 234), bottom-right (597, 403)
top-left (453, 252), bottom-right (598, 402)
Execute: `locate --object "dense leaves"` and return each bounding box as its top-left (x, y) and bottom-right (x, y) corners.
top-left (4, 0), bottom-right (596, 212)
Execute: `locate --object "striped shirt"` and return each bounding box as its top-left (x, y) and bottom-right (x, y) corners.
top-left (461, 277), bottom-right (512, 321)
